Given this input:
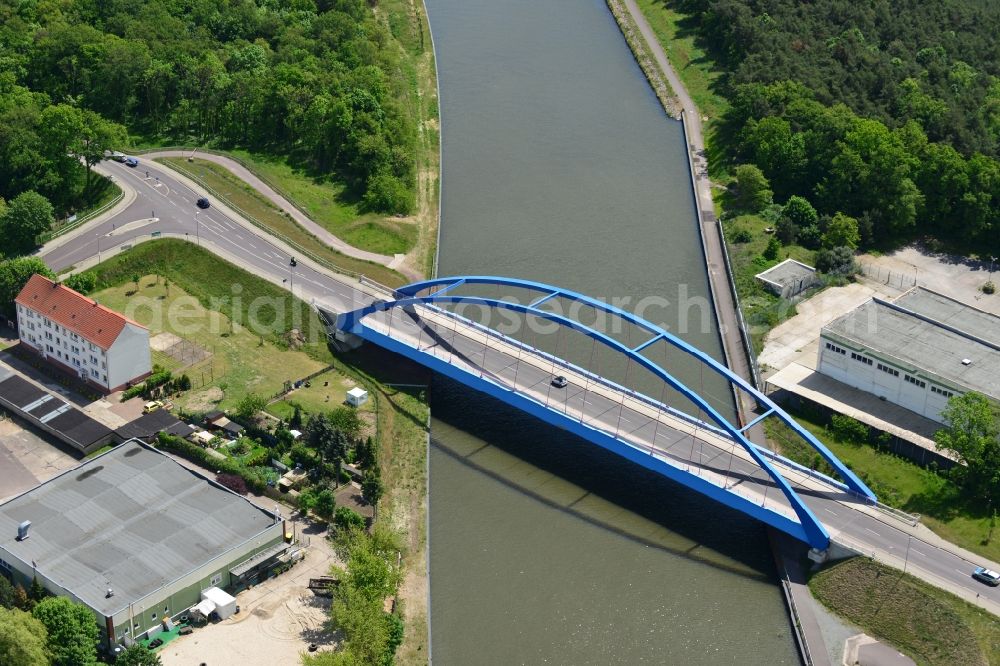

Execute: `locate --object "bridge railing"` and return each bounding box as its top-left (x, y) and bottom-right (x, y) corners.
top-left (393, 299), bottom-right (862, 496)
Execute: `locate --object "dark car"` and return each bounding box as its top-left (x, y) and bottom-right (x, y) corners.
top-left (973, 567), bottom-right (1000, 586)
top-left (196, 197), bottom-right (211, 209)
top-left (124, 157), bottom-right (139, 167)
top-left (551, 375), bottom-right (568, 388)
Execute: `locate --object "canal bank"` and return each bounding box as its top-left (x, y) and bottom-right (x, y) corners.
top-left (424, 0), bottom-right (799, 662)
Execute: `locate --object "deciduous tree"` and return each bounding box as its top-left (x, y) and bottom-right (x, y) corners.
top-left (32, 596), bottom-right (99, 666)
top-left (0, 607), bottom-right (50, 666)
top-left (936, 393), bottom-right (1000, 503)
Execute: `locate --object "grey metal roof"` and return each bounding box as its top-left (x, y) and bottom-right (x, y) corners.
top-left (894, 287), bottom-right (1000, 348)
top-left (755, 258), bottom-right (817, 288)
top-left (822, 294), bottom-right (1000, 398)
top-left (0, 441), bottom-right (277, 616)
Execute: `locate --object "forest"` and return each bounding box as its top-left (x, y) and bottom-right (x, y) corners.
top-left (673, 0), bottom-right (1000, 251)
top-left (0, 0), bottom-right (417, 237)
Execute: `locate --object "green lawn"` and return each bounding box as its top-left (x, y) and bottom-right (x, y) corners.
top-left (634, 0), bottom-right (730, 175)
top-left (88, 239), bottom-right (335, 411)
top-left (810, 557), bottom-right (1000, 665)
top-left (156, 157), bottom-right (405, 287)
top-left (767, 410), bottom-right (1000, 563)
top-left (224, 149), bottom-right (418, 257)
top-left (266, 368), bottom-right (374, 421)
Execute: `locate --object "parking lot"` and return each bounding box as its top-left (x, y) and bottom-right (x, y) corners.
top-left (0, 415), bottom-right (79, 502)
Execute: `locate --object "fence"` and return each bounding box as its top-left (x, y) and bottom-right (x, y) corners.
top-left (859, 262), bottom-right (918, 290)
top-left (44, 188), bottom-right (126, 242)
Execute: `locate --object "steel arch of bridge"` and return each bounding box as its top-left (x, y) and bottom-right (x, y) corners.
top-left (338, 276), bottom-right (876, 548)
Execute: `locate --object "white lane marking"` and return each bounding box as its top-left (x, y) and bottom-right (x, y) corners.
top-left (823, 508), bottom-right (838, 515)
top-left (911, 549), bottom-right (927, 558)
top-left (864, 527), bottom-right (880, 536)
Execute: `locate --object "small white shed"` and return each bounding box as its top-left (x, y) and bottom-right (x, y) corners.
top-left (346, 387), bottom-right (368, 407)
top-left (200, 587), bottom-right (237, 620)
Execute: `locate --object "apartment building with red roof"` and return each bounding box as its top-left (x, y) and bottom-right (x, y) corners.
top-left (14, 274), bottom-right (151, 393)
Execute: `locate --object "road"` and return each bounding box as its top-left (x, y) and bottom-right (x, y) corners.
top-left (41, 159), bottom-right (381, 319)
top-left (357, 301), bottom-right (1000, 616)
top-left (37, 156), bottom-right (1000, 617)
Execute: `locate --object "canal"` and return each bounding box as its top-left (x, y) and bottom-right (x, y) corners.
top-left (424, 0), bottom-right (799, 662)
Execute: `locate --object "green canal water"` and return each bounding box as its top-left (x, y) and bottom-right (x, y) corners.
top-left (424, 0), bottom-right (800, 662)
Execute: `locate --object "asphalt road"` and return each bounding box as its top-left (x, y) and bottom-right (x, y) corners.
top-left (365, 303), bottom-right (1000, 612)
top-left (38, 157), bottom-right (1000, 614)
top-left (41, 159), bottom-right (378, 318)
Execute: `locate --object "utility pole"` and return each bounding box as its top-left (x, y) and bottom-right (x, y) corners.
top-left (195, 211), bottom-right (201, 246)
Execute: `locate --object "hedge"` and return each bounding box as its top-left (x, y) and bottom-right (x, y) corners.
top-left (156, 432), bottom-right (267, 493)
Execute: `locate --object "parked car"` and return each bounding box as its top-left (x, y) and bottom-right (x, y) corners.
top-left (142, 400), bottom-right (163, 414)
top-left (196, 197), bottom-right (211, 209)
top-left (551, 375), bottom-right (568, 388)
top-left (125, 157), bottom-right (139, 167)
top-left (973, 567), bottom-right (1000, 586)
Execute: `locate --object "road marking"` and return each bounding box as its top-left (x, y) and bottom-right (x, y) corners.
top-left (823, 508), bottom-right (838, 515)
top-left (864, 527), bottom-right (880, 536)
top-left (911, 549), bottom-right (927, 558)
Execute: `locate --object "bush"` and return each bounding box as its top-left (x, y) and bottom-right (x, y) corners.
top-left (63, 271), bottom-right (97, 294)
top-left (333, 506), bottom-right (365, 531)
top-left (763, 236), bottom-right (781, 261)
top-left (363, 173), bottom-right (413, 215)
top-left (829, 414), bottom-right (869, 445)
top-left (215, 473), bottom-right (248, 495)
top-left (983, 281), bottom-right (996, 295)
top-left (815, 246), bottom-right (857, 276)
top-left (729, 227), bottom-right (753, 243)
top-left (314, 489), bottom-right (336, 519)
top-left (156, 433), bottom-right (266, 493)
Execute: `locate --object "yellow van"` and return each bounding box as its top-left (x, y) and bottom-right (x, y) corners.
top-left (142, 401), bottom-right (163, 414)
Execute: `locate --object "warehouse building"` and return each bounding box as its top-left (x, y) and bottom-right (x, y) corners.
top-left (817, 287), bottom-right (1000, 424)
top-left (0, 440), bottom-right (288, 650)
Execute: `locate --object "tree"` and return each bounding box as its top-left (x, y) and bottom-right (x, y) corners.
top-left (822, 212), bottom-right (860, 250)
top-left (314, 489), bottom-right (336, 520)
top-left (115, 644), bottom-right (162, 666)
top-left (333, 506), bottom-right (365, 531)
top-left (0, 576), bottom-right (14, 609)
top-left (28, 578), bottom-right (46, 604)
top-left (935, 393), bottom-right (1000, 502)
top-left (815, 246), bottom-right (856, 276)
top-left (762, 236), bottom-right (781, 261)
top-left (362, 469), bottom-right (384, 521)
top-left (234, 393), bottom-right (266, 422)
top-left (782, 195), bottom-right (818, 228)
top-left (1, 191), bottom-right (55, 256)
top-left (732, 164), bottom-right (773, 212)
top-left (63, 272), bottom-right (97, 294)
top-left (328, 406), bottom-right (363, 439)
top-left (0, 257), bottom-right (56, 317)
top-left (289, 404), bottom-right (304, 431)
top-left (0, 607), bottom-right (50, 666)
top-left (356, 437), bottom-right (376, 469)
top-left (32, 596), bottom-right (99, 666)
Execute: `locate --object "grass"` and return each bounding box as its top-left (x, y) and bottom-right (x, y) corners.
top-left (266, 368), bottom-right (374, 421)
top-left (156, 157), bottom-right (406, 287)
top-left (634, 0), bottom-right (730, 175)
top-left (809, 557), bottom-right (1000, 665)
top-left (224, 149), bottom-right (419, 256)
top-left (721, 212), bottom-right (817, 351)
top-left (766, 408), bottom-right (1000, 563)
top-left (87, 239), bottom-right (335, 411)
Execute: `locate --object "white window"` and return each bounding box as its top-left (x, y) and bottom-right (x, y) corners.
top-left (210, 573), bottom-right (223, 586)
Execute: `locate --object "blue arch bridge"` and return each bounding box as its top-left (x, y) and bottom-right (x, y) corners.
top-left (332, 276), bottom-right (879, 551)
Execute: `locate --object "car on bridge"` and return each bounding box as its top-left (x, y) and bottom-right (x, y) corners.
top-left (551, 375), bottom-right (568, 389)
top-left (972, 567), bottom-right (1000, 586)
top-left (125, 157), bottom-right (139, 167)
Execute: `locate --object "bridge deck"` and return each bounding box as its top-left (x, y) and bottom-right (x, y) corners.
top-left (361, 304), bottom-right (870, 532)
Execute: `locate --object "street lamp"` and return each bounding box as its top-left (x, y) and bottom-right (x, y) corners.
top-left (990, 256), bottom-right (997, 278)
top-left (195, 211), bottom-right (201, 247)
top-left (289, 257), bottom-right (297, 293)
